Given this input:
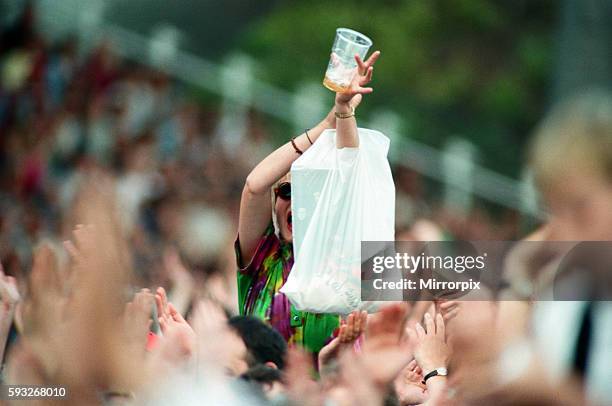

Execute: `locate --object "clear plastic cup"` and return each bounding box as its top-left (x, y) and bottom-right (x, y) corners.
top-left (323, 28), bottom-right (373, 93)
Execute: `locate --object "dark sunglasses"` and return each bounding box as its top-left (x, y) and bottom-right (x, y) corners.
top-left (274, 182), bottom-right (291, 201)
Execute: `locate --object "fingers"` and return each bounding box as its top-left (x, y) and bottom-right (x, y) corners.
top-left (158, 314), bottom-right (167, 332)
top-left (168, 302), bottom-right (186, 324)
top-left (338, 324), bottom-right (346, 341)
top-left (155, 287), bottom-right (169, 322)
top-left (63, 240), bottom-right (79, 261)
top-left (348, 94), bottom-right (363, 110)
top-left (328, 336), bottom-right (341, 352)
top-left (355, 54), bottom-right (366, 74)
top-left (0, 269), bottom-right (18, 302)
top-left (443, 307), bottom-right (459, 322)
top-left (359, 310), bottom-right (368, 334)
top-left (158, 287), bottom-right (168, 316)
top-left (435, 313), bottom-right (445, 338)
top-left (341, 310), bottom-right (368, 343)
top-left (362, 66), bottom-right (373, 84)
top-left (347, 312), bottom-right (355, 339)
top-left (355, 50), bottom-right (381, 74)
top-left (353, 310), bottom-right (362, 336)
top-left (415, 322), bottom-right (425, 339)
top-left (364, 50), bottom-right (381, 68)
top-left (438, 300), bottom-right (458, 310)
top-left (438, 300), bottom-right (460, 323)
top-left (407, 359), bottom-right (417, 371)
top-left (355, 86), bottom-right (373, 95)
top-left (424, 312), bottom-right (435, 335)
top-left (438, 300), bottom-right (459, 314)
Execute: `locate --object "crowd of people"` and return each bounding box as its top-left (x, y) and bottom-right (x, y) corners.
top-left (1, 6), bottom-right (611, 406)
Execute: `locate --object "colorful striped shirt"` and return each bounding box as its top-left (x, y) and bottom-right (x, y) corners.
top-left (235, 223), bottom-right (339, 353)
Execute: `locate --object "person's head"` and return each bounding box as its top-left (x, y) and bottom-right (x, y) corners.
top-left (240, 365), bottom-right (285, 400)
top-left (228, 315), bottom-right (287, 370)
top-left (273, 173), bottom-right (292, 241)
top-left (529, 90), bottom-right (612, 240)
top-left (223, 328), bottom-right (251, 377)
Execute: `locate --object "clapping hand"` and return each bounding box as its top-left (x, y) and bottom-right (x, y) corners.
top-left (318, 310), bottom-right (368, 374)
top-left (155, 287), bottom-right (196, 362)
top-left (409, 312), bottom-right (450, 375)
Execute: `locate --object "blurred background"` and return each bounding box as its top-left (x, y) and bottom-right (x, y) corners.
top-left (1, 0), bottom-right (610, 309)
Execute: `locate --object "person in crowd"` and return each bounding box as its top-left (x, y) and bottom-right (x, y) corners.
top-left (235, 51), bottom-right (380, 353)
top-left (228, 315), bottom-right (287, 370)
top-left (502, 90), bottom-right (612, 404)
top-left (240, 364), bottom-right (284, 402)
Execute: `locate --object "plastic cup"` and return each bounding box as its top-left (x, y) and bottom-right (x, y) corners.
top-left (323, 28), bottom-right (373, 93)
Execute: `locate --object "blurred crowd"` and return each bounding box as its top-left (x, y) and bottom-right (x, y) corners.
top-left (1, 5), bottom-right (610, 406)
top-left (0, 7), bottom-right (519, 311)
top-left (0, 5), bottom-right (279, 315)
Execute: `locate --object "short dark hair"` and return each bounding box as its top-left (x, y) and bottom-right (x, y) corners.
top-left (240, 364), bottom-right (283, 385)
top-left (228, 316), bottom-right (287, 369)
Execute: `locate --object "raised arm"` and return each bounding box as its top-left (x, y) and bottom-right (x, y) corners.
top-left (238, 112), bottom-right (333, 263)
top-left (238, 51), bottom-right (380, 262)
top-left (335, 51), bottom-right (380, 148)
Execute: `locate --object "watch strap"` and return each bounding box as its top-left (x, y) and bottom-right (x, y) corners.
top-left (422, 368), bottom-right (447, 384)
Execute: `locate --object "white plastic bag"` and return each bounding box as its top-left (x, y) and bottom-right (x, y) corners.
top-left (280, 128), bottom-right (395, 314)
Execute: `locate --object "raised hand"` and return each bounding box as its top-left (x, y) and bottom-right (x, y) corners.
top-left (188, 299), bottom-right (248, 376)
top-left (164, 248), bottom-right (194, 316)
top-left (361, 303), bottom-right (413, 387)
top-left (324, 304), bottom-right (413, 406)
top-left (155, 287), bottom-right (196, 362)
top-left (123, 288), bottom-right (154, 358)
top-left (410, 312), bottom-right (450, 374)
top-left (318, 310), bottom-right (368, 373)
top-left (21, 244), bottom-right (64, 337)
top-left (335, 51), bottom-right (380, 105)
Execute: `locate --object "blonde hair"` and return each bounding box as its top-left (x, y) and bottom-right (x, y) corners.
top-left (529, 89), bottom-right (612, 191)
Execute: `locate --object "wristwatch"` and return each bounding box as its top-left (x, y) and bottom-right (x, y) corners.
top-left (422, 367), bottom-right (448, 384)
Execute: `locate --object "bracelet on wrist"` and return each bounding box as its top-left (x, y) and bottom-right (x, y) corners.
top-left (290, 137), bottom-right (303, 155)
top-left (334, 105), bottom-right (355, 119)
top-left (305, 129), bottom-right (313, 145)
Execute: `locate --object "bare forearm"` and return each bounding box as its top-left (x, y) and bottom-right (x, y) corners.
top-left (238, 112), bottom-right (333, 262)
top-left (335, 101), bottom-right (359, 148)
top-left (245, 117), bottom-right (332, 194)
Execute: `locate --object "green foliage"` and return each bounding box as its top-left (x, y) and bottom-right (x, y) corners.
top-left (239, 0), bottom-right (555, 176)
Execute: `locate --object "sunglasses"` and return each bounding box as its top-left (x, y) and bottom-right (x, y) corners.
top-left (274, 182), bottom-right (291, 201)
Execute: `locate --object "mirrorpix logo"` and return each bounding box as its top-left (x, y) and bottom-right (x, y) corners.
top-left (368, 241), bottom-right (488, 300)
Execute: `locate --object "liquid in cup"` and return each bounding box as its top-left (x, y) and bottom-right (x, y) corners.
top-left (323, 28), bottom-right (373, 93)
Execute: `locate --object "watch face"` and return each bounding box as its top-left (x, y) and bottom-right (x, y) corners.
top-left (437, 367), bottom-right (448, 375)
